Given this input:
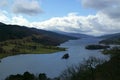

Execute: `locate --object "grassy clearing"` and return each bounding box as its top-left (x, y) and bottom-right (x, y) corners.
top-left (0, 41), bottom-right (66, 59)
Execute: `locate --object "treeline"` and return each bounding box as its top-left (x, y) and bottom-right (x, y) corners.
top-left (99, 38), bottom-right (120, 45)
top-left (103, 46), bottom-right (120, 55)
top-left (5, 72), bottom-right (51, 80)
top-left (0, 37), bottom-right (38, 54)
top-left (0, 36), bottom-right (66, 56)
top-left (0, 22), bottom-right (76, 45)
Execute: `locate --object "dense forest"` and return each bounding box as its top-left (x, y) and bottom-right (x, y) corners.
top-left (0, 22), bottom-right (76, 45)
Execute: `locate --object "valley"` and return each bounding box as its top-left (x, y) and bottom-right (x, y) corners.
top-left (0, 22), bottom-right (120, 80)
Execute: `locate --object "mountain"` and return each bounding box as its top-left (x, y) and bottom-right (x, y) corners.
top-left (30, 28), bottom-right (78, 44)
top-left (0, 22), bottom-right (77, 46)
top-left (99, 33), bottom-right (120, 44)
top-left (55, 31), bottom-right (93, 38)
top-left (0, 22), bottom-right (78, 57)
top-left (100, 33), bottom-right (120, 39)
top-left (67, 33), bottom-right (93, 38)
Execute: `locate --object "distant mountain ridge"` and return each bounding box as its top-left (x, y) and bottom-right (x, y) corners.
top-left (99, 33), bottom-right (120, 44)
top-left (55, 31), bottom-right (93, 38)
top-left (100, 33), bottom-right (120, 39)
top-left (0, 22), bottom-right (77, 46)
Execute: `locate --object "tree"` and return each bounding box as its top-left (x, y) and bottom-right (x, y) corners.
top-left (60, 56), bottom-right (104, 80)
top-left (0, 47), bottom-right (4, 53)
top-left (5, 74), bottom-right (23, 80)
top-left (39, 73), bottom-right (47, 80)
top-left (83, 57), bottom-right (104, 80)
top-left (23, 71), bottom-right (35, 80)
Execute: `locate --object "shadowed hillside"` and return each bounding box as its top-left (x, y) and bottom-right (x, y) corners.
top-left (0, 22), bottom-right (77, 58)
top-left (99, 33), bottom-right (120, 44)
top-left (0, 22), bottom-right (77, 46)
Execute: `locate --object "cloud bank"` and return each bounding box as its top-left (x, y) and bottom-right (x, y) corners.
top-left (1, 10), bottom-right (120, 36)
top-left (32, 12), bottom-right (120, 36)
top-left (12, 0), bottom-right (42, 15)
top-left (0, 0), bottom-right (120, 36)
top-left (82, 0), bottom-right (120, 20)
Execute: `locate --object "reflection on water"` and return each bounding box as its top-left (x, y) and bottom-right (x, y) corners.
top-left (0, 38), bottom-right (109, 79)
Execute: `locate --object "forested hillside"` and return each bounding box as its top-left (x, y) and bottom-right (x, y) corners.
top-left (99, 33), bottom-right (120, 44)
top-left (0, 22), bottom-right (77, 58)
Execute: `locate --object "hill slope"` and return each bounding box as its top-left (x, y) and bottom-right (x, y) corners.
top-left (100, 33), bottom-right (120, 39)
top-left (0, 22), bottom-right (77, 58)
top-left (55, 31), bottom-right (93, 38)
top-left (0, 22), bottom-right (77, 46)
top-left (99, 33), bottom-right (120, 44)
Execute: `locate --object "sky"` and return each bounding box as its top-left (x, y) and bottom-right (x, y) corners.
top-left (0, 0), bottom-right (120, 36)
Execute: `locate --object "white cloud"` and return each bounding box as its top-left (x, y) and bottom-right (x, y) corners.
top-left (33, 13), bottom-right (92, 32)
top-left (0, 11), bottom-right (120, 36)
top-left (11, 16), bottom-right (31, 26)
top-left (0, 11), bottom-right (10, 23)
top-left (0, 10), bottom-right (33, 27)
top-left (31, 12), bottom-right (120, 36)
top-left (82, 0), bottom-right (120, 20)
top-left (12, 0), bottom-right (43, 16)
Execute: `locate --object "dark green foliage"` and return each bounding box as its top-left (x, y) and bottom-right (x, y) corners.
top-left (85, 44), bottom-right (110, 50)
top-left (60, 57), bottom-right (104, 80)
top-left (0, 23), bottom-right (38, 42)
top-left (95, 55), bottom-right (120, 80)
top-left (99, 32), bottom-right (120, 45)
top-left (5, 72), bottom-right (49, 80)
top-left (5, 74), bottom-right (23, 80)
top-left (0, 39), bottom-right (66, 58)
top-left (0, 22), bottom-right (75, 58)
top-left (102, 46), bottom-right (120, 56)
top-left (98, 32), bottom-right (120, 79)
top-left (23, 72), bottom-right (35, 80)
top-left (99, 38), bottom-right (120, 45)
top-left (0, 22), bottom-right (77, 46)
top-left (30, 28), bottom-right (77, 44)
top-left (0, 47), bottom-right (4, 53)
top-left (39, 73), bottom-right (47, 80)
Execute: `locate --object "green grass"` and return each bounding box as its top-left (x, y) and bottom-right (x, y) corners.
top-left (0, 41), bottom-right (66, 59)
top-left (0, 48), bottom-right (64, 59)
top-left (0, 47), bottom-right (65, 59)
top-left (0, 53), bottom-right (13, 59)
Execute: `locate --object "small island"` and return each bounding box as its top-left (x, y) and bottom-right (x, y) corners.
top-left (85, 44), bottom-right (110, 50)
top-left (62, 53), bottom-right (69, 59)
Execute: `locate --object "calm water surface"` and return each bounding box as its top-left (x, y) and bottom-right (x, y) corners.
top-left (0, 38), bottom-right (109, 79)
